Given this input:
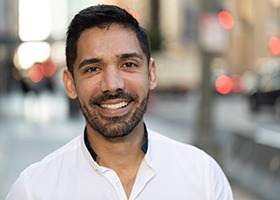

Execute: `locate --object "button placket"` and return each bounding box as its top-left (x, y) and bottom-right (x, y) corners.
top-left (102, 168), bottom-right (127, 200)
top-left (129, 158), bottom-right (155, 200)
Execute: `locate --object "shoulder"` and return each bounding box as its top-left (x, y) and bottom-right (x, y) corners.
top-left (147, 129), bottom-right (233, 199)
top-left (6, 135), bottom-right (84, 199)
top-left (21, 135), bottom-right (83, 177)
top-left (148, 129), bottom-right (208, 156)
top-left (147, 129), bottom-right (219, 169)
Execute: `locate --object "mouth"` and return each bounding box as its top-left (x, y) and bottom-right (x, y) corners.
top-left (89, 90), bottom-right (136, 116)
top-left (99, 101), bottom-right (130, 110)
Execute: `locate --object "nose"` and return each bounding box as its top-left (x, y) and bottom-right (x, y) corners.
top-left (100, 66), bottom-right (125, 93)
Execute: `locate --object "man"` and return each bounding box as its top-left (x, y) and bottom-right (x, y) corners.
top-left (6, 5), bottom-right (233, 200)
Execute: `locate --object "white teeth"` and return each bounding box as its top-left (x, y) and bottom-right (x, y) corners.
top-left (100, 102), bottom-right (129, 110)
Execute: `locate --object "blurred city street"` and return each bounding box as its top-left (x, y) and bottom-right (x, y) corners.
top-left (1, 90), bottom-right (278, 199)
top-left (1, 0), bottom-right (280, 199)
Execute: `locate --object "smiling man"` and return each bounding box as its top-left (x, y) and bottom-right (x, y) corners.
top-left (66, 25), bottom-right (154, 141)
top-left (6, 5), bottom-right (233, 200)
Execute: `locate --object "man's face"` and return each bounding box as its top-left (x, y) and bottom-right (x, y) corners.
top-left (64, 24), bottom-right (156, 139)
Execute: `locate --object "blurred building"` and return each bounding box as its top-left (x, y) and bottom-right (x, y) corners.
top-left (223, 0), bottom-right (280, 73)
top-left (1, 0), bottom-right (280, 94)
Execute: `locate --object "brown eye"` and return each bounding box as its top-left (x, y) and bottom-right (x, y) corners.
top-left (85, 66), bottom-right (100, 73)
top-left (123, 62), bottom-right (138, 68)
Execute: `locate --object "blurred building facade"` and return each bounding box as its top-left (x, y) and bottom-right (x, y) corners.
top-left (224, 0), bottom-right (280, 73)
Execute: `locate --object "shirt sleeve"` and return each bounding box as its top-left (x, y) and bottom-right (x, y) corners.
top-left (206, 156), bottom-right (234, 200)
top-left (5, 173), bottom-right (30, 200)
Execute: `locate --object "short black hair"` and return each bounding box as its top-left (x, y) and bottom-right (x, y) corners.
top-left (66, 4), bottom-right (151, 75)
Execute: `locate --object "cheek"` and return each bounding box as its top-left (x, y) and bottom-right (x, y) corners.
top-left (75, 80), bottom-right (98, 103)
top-left (126, 76), bottom-right (150, 95)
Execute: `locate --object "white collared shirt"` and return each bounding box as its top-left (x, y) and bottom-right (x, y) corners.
top-left (6, 129), bottom-right (233, 200)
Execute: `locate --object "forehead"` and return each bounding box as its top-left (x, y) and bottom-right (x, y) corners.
top-left (76, 24), bottom-right (144, 60)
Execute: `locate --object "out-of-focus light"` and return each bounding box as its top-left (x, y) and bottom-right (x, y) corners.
top-left (215, 75), bottom-right (233, 95)
top-left (42, 59), bottom-right (57, 77)
top-left (29, 63), bottom-right (44, 83)
top-left (51, 41), bottom-right (65, 65)
top-left (268, 36), bottom-right (280, 55)
top-left (50, 0), bottom-right (68, 40)
top-left (15, 42), bottom-right (51, 70)
top-left (28, 59), bottom-right (57, 83)
top-left (19, 0), bottom-right (51, 41)
top-left (127, 9), bottom-right (141, 22)
top-left (231, 74), bottom-right (243, 93)
top-left (218, 11), bottom-right (234, 30)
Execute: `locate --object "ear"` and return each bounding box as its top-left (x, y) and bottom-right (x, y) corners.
top-left (63, 69), bottom-right (77, 99)
top-left (148, 58), bottom-right (157, 90)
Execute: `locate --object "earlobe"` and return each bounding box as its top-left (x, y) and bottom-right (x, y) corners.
top-left (149, 58), bottom-right (157, 90)
top-left (63, 69), bottom-right (78, 99)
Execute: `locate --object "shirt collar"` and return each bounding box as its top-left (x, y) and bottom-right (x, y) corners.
top-left (84, 124), bottom-right (149, 162)
top-left (84, 128), bottom-right (98, 161)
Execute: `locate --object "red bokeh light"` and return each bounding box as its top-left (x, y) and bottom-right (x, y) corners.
top-left (231, 74), bottom-right (243, 93)
top-left (28, 59), bottom-right (57, 83)
top-left (42, 59), bottom-right (57, 77)
top-left (215, 75), bottom-right (233, 95)
top-left (29, 63), bottom-right (44, 83)
top-left (218, 11), bottom-right (234, 30)
top-left (268, 36), bottom-right (280, 55)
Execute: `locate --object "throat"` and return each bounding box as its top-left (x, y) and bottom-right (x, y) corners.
top-left (109, 156), bottom-right (144, 199)
top-left (97, 148), bottom-right (145, 198)
top-left (120, 172), bottom-right (138, 199)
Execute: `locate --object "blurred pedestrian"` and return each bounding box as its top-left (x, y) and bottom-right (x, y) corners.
top-left (6, 4), bottom-right (233, 200)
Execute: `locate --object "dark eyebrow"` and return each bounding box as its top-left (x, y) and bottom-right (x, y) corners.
top-left (118, 52), bottom-right (144, 60)
top-left (78, 58), bottom-right (102, 69)
top-left (78, 53), bottom-right (143, 69)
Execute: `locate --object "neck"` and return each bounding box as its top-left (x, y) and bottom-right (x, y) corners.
top-left (86, 121), bottom-right (146, 198)
top-left (86, 121), bottom-right (146, 168)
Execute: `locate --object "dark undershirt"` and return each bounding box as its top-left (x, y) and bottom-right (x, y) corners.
top-left (84, 125), bottom-right (148, 162)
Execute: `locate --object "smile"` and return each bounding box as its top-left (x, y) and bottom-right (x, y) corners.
top-left (100, 101), bottom-right (129, 110)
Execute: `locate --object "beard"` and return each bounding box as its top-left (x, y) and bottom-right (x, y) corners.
top-left (79, 89), bottom-right (149, 139)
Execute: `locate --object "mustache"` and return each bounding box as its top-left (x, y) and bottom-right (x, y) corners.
top-left (89, 89), bottom-right (137, 106)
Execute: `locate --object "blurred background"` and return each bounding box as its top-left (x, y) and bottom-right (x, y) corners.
top-left (0, 0), bottom-right (280, 199)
